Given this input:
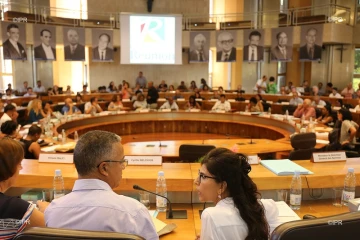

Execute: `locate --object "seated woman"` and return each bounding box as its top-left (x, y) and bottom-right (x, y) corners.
top-left (107, 81), bottom-right (118, 93)
top-left (0, 138), bottom-right (47, 239)
top-left (249, 97), bottom-right (260, 112)
top-left (28, 99), bottom-right (46, 123)
top-left (0, 120), bottom-right (18, 139)
top-left (53, 85), bottom-right (60, 95)
top-left (337, 108), bottom-right (359, 146)
top-left (218, 86), bottom-right (224, 95)
top-left (202, 85), bottom-right (210, 93)
top-left (43, 101), bottom-right (53, 116)
top-left (75, 94), bottom-right (84, 104)
top-left (133, 93), bottom-right (148, 110)
top-left (195, 148), bottom-right (278, 240)
top-left (255, 94), bottom-right (264, 112)
top-left (108, 95), bottom-right (124, 111)
top-left (168, 85), bottom-right (175, 92)
top-left (189, 81), bottom-right (197, 92)
top-left (185, 95), bottom-right (201, 110)
top-left (20, 125), bottom-right (42, 159)
top-left (121, 82), bottom-right (132, 100)
top-left (47, 87), bottom-right (54, 96)
top-left (316, 104), bottom-right (334, 125)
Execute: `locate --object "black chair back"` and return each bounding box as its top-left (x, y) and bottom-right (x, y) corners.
top-left (270, 212), bottom-right (360, 240)
top-left (290, 133), bottom-right (316, 149)
top-left (14, 227), bottom-right (145, 240)
top-left (179, 144), bottom-right (215, 162)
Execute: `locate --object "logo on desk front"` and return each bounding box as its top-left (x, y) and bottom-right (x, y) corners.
top-left (328, 220), bottom-right (342, 225)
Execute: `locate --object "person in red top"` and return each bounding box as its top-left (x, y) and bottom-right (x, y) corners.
top-left (293, 99), bottom-right (316, 120)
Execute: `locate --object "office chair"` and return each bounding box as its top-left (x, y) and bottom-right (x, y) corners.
top-left (288, 133), bottom-right (317, 160)
top-left (179, 144), bottom-right (215, 162)
top-left (270, 211), bottom-right (360, 240)
top-left (14, 227), bottom-right (145, 240)
top-left (281, 105), bottom-right (297, 115)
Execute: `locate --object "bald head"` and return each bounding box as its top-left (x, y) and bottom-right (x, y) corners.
top-left (304, 99), bottom-right (312, 107)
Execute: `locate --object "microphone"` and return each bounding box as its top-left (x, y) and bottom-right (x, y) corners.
top-left (159, 140), bottom-right (167, 147)
top-left (133, 185), bottom-right (187, 219)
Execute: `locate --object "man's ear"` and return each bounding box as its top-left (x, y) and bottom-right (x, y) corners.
top-left (98, 163), bottom-right (109, 176)
top-left (6, 32), bottom-right (10, 38)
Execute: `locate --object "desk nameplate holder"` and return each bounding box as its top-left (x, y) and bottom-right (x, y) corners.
top-left (39, 153), bottom-right (73, 163)
top-left (126, 155), bottom-right (163, 166)
top-left (311, 151), bottom-right (347, 163)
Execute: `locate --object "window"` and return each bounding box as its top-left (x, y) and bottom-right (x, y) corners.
top-left (0, 47), bottom-right (13, 91)
top-left (353, 49), bottom-right (360, 89)
top-left (277, 62), bottom-right (286, 92)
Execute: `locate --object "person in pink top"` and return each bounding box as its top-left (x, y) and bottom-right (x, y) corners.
top-left (341, 82), bottom-right (354, 99)
top-left (293, 99), bottom-right (316, 120)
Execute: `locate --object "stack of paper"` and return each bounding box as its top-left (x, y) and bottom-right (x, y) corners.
top-left (269, 201), bottom-right (301, 233)
top-left (260, 159), bottom-right (313, 176)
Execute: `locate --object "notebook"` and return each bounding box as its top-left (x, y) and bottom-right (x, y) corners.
top-left (260, 159), bottom-right (313, 176)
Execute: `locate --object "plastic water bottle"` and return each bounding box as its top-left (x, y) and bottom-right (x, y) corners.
top-left (53, 169), bottom-right (65, 199)
top-left (301, 115), bottom-right (305, 127)
top-left (156, 171), bottom-right (167, 212)
top-left (341, 168), bottom-right (356, 206)
top-left (268, 107), bottom-right (271, 115)
top-left (290, 170), bottom-right (302, 210)
top-left (285, 110), bottom-right (289, 121)
top-left (62, 129), bottom-right (66, 144)
top-left (74, 131), bottom-right (79, 142)
top-left (245, 105), bottom-right (249, 112)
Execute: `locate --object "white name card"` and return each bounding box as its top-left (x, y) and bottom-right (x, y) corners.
top-left (210, 99), bottom-right (218, 102)
top-left (140, 109), bottom-right (150, 113)
top-left (266, 101), bottom-right (273, 104)
top-left (126, 155), bottom-right (162, 166)
top-left (311, 151), bottom-right (347, 163)
top-left (161, 109), bottom-right (171, 112)
top-left (190, 109), bottom-right (200, 112)
top-left (247, 155), bottom-right (259, 165)
top-left (57, 102), bottom-right (65, 105)
top-left (157, 98), bottom-right (166, 101)
top-left (39, 153), bottom-right (73, 163)
top-left (317, 105), bottom-right (324, 109)
top-left (333, 106), bottom-right (341, 110)
top-left (117, 111), bottom-right (126, 114)
top-left (122, 99), bottom-right (131, 102)
top-left (99, 111), bottom-right (110, 116)
top-left (245, 100), bottom-right (250, 103)
top-left (281, 102), bottom-right (290, 105)
top-left (215, 110), bottom-right (226, 113)
top-left (240, 112), bottom-right (251, 115)
top-left (195, 98), bottom-right (203, 102)
top-left (350, 108), bottom-right (356, 113)
top-left (228, 99), bottom-right (235, 102)
top-left (176, 98), bottom-right (185, 101)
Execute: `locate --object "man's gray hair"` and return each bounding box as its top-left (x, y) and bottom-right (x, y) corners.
top-left (74, 130), bottom-right (122, 176)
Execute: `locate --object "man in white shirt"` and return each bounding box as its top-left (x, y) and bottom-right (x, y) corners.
top-left (45, 130), bottom-right (158, 240)
top-left (23, 87), bottom-right (37, 97)
top-left (34, 29), bottom-right (56, 60)
top-left (85, 97), bottom-right (103, 115)
top-left (329, 87), bottom-right (342, 98)
top-left (160, 97), bottom-right (179, 110)
top-left (253, 75), bottom-right (267, 93)
top-left (311, 96), bottom-right (326, 107)
top-left (341, 82), bottom-right (354, 99)
top-left (33, 80), bottom-right (46, 93)
top-left (0, 104), bottom-right (17, 129)
top-left (289, 92), bottom-right (304, 105)
top-left (18, 81), bottom-right (28, 93)
top-left (212, 94), bottom-right (231, 112)
top-left (287, 86), bottom-right (301, 96)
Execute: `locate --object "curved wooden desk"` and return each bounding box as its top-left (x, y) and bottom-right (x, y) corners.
top-left (56, 111), bottom-right (295, 141)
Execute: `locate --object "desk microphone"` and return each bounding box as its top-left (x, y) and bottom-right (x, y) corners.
top-left (159, 140), bottom-right (167, 147)
top-left (133, 185), bottom-right (187, 219)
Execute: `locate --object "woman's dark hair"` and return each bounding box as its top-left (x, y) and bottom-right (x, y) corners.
top-left (190, 81), bottom-right (197, 88)
top-left (203, 85), bottom-right (209, 91)
top-left (0, 138), bottom-right (24, 181)
top-left (338, 108), bottom-right (352, 121)
top-left (189, 95), bottom-right (196, 106)
top-left (269, 76), bottom-right (275, 82)
top-left (218, 86), bottom-right (224, 91)
top-left (1, 120), bottom-right (17, 135)
top-left (202, 148), bottom-right (269, 240)
top-left (108, 82), bottom-right (115, 91)
top-left (323, 104), bottom-right (332, 115)
top-left (112, 94), bottom-right (121, 102)
top-left (256, 94), bottom-right (263, 101)
top-left (250, 97), bottom-right (257, 104)
top-left (28, 125), bottom-right (42, 136)
top-left (195, 92), bottom-right (201, 98)
top-left (201, 78), bottom-right (206, 84)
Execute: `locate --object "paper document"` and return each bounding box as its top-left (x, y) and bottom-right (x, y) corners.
top-left (151, 217), bottom-right (177, 236)
top-left (260, 159), bottom-right (313, 176)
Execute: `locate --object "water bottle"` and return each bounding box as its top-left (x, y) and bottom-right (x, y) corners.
top-left (156, 171), bottom-right (167, 212)
top-left (53, 169), bottom-right (65, 199)
top-left (341, 168), bottom-right (356, 206)
top-left (285, 110), bottom-right (289, 121)
top-left (301, 115), bottom-right (305, 127)
top-left (74, 131), bottom-right (79, 142)
top-left (62, 129), bottom-right (66, 144)
top-left (268, 107), bottom-right (271, 115)
top-left (245, 105), bottom-right (249, 112)
top-left (290, 170), bottom-right (302, 210)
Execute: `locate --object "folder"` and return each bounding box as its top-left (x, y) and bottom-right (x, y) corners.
top-left (260, 159), bottom-right (313, 176)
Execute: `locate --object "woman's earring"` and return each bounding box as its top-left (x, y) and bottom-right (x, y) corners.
top-left (218, 194), bottom-right (221, 199)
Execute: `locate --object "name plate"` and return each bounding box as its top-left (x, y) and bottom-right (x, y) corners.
top-left (266, 101), bottom-right (273, 104)
top-left (317, 105), bottom-right (324, 109)
top-left (99, 111), bottom-right (110, 116)
top-left (281, 102), bottom-right (290, 105)
top-left (210, 99), bottom-right (218, 102)
top-left (140, 109), bottom-right (150, 113)
top-left (127, 155), bottom-right (162, 166)
top-left (195, 98), bottom-right (203, 102)
top-left (247, 155), bottom-right (259, 165)
top-left (157, 98), bottom-right (166, 101)
top-left (215, 110), bottom-right (226, 113)
top-left (190, 109), bottom-right (200, 112)
top-left (39, 153), bottom-right (73, 163)
top-left (245, 100), bottom-right (250, 103)
top-left (176, 98), bottom-right (185, 101)
top-left (122, 99), bottom-right (131, 102)
top-left (311, 151), bottom-right (347, 163)
top-left (161, 109), bottom-right (171, 112)
top-left (228, 99), bottom-right (235, 102)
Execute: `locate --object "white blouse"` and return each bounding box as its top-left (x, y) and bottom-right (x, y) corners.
top-left (200, 198), bottom-right (278, 240)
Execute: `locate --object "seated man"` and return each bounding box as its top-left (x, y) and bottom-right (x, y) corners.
top-left (293, 99), bottom-right (316, 120)
top-left (249, 97), bottom-right (260, 112)
top-left (311, 96), bottom-right (326, 107)
top-left (278, 86), bottom-right (287, 95)
top-left (146, 81), bottom-right (159, 109)
top-left (211, 90), bottom-right (220, 100)
top-left (61, 98), bottom-right (80, 115)
top-left (45, 130), bottom-right (158, 240)
top-left (177, 81), bottom-right (188, 92)
top-left (235, 91), bottom-right (245, 101)
top-left (84, 97), bottom-right (103, 115)
top-left (329, 87), bottom-right (342, 98)
top-left (20, 125), bottom-right (42, 159)
top-left (212, 94), bottom-right (231, 112)
top-left (23, 87), bottom-right (37, 97)
top-left (289, 92), bottom-right (304, 106)
top-left (157, 80), bottom-right (168, 92)
top-left (159, 97), bottom-right (179, 110)
top-left (288, 86), bottom-right (301, 96)
top-left (0, 104), bottom-right (18, 128)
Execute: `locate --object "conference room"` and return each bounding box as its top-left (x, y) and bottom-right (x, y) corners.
top-left (1, 0), bottom-right (360, 239)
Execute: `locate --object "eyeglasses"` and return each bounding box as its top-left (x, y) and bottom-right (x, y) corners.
top-left (197, 170), bottom-right (218, 183)
top-left (97, 158), bottom-right (128, 169)
top-left (220, 39), bottom-right (233, 44)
